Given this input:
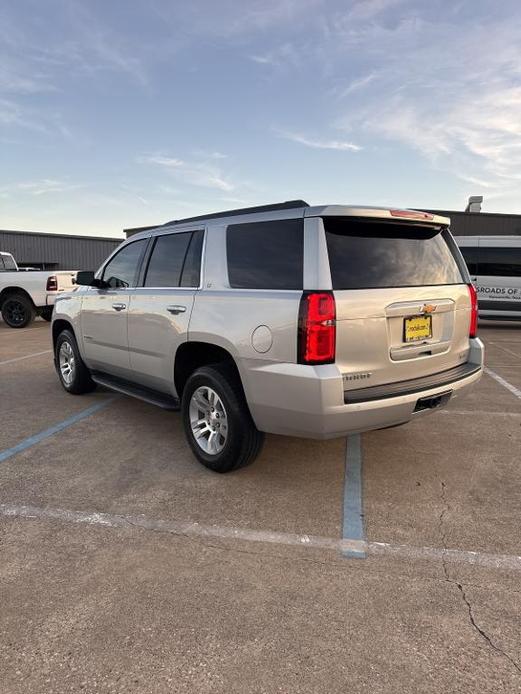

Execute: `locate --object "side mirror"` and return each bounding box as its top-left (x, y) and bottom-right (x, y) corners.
top-left (75, 271), bottom-right (109, 289)
top-left (75, 270), bottom-right (96, 286)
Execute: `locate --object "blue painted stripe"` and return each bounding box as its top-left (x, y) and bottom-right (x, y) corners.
top-left (342, 434), bottom-right (366, 558)
top-left (0, 397), bottom-right (117, 464)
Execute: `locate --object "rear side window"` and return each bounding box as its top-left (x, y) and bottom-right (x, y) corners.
top-left (324, 218), bottom-right (465, 289)
top-left (478, 247), bottom-right (521, 277)
top-left (2, 254), bottom-right (16, 271)
top-left (144, 230), bottom-right (203, 288)
top-left (102, 239), bottom-right (147, 288)
top-left (227, 219), bottom-right (303, 289)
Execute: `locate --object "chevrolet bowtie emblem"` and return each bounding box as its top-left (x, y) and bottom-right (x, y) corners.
top-left (422, 304), bottom-right (436, 314)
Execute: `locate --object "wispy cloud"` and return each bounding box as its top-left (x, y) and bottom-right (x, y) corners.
top-left (0, 0), bottom-right (149, 105)
top-left (330, 6), bottom-right (521, 198)
top-left (344, 0), bottom-right (408, 22)
top-left (249, 42), bottom-right (301, 69)
top-left (153, 0), bottom-right (323, 39)
top-left (337, 72), bottom-right (376, 98)
top-left (250, 55), bottom-right (272, 65)
top-left (278, 130), bottom-right (362, 152)
top-left (140, 154), bottom-right (236, 192)
top-left (0, 99), bottom-right (46, 132)
top-left (0, 179), bottom-right (83, 197)
top-left (0, 62), bottom-right (57, 94)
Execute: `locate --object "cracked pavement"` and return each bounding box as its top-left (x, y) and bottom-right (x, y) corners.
top-left (439, 479), bottom-right (521, 679)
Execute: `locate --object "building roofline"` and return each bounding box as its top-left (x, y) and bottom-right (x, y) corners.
top-left (0, 228), bottom-right (123, 242)
top-left (423, 209), bottom-right (521, 220)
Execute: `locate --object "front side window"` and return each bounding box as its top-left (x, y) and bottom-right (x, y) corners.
top-left (324, 218), bottom-right (465, 289)
top-left (478, 247), bottom-right (521, 277)
top-left (102, 239), bottom-right (147, 288)
top-left (226, 219), bottom-right (303, 290)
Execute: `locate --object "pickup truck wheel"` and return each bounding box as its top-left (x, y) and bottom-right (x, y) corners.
top-left (55, 329), bottom-right (96, 394)
top-left (40, 307), bottom-right (53, 322)
top-left (1, 294), bottom-right (36, 328)
top-left (182, 364), bottom-right (264, 473)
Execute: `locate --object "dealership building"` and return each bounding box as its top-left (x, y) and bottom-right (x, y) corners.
top-left (0, 229), bottom-right (122, 271)
top-left (2, 200), bottom-right (520, 271)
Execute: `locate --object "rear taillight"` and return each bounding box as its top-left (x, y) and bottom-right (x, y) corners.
top-left (468, 283), bottom-right (478, 338)
top-left (46, 275), bottom-right (58, 291)
top-left (298, 291), bottom-right (336, 364)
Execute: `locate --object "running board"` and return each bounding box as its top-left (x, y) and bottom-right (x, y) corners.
top-left (91, 372), bottom-right (180, 411)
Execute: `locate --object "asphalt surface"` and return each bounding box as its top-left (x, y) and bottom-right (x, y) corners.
top-left (1, 318), bottom-right (520, 693)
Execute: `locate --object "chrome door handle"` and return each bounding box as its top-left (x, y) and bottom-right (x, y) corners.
top-left (166, 304), bottom-right (186, 315)
top-left (112, 302), bottom-right (127, 311)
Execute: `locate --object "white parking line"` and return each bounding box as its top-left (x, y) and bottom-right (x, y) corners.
top-left (485, 367), bottom-right (521, 400)
top-left (2, 502), bottom-right (521, 571)
top-left (489, 342), bottom-right (521, 359)
top-left (439, 409), bottom-right (521, 417)
top-left (0, 350), bottom-right (52, 366)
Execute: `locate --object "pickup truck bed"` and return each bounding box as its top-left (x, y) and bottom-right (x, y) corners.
top-left (0, 253), bottom-right (77, 328)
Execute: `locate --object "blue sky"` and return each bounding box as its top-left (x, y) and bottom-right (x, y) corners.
top-left (1, 0), bottom-right (521, 237)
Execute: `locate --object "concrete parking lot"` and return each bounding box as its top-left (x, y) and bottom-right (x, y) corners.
top-left (1, 319), bottom-right (520, 693)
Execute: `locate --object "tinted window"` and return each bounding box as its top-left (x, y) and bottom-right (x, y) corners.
top-left (227, 219), bottom-right (303, 290)
top-left (325, 218), bottom-right (464, 289)
top-left (181, 230), bottom-right (204, 287)
top-left (145, 232), bottom-right (192, 287)
top-left (102, 240), bottom-right (147, 288)
top-left (478, 247), bottom-right (521, 277)
top-left (0, 256), bottom-right (4, 271)
top-left (459, 246), bottom-right (479, 275)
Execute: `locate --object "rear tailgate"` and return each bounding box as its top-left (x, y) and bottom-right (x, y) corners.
top-left (53, 272), bottom-right (77, 292)
top-left (323, 217), bottom-right (473, 391)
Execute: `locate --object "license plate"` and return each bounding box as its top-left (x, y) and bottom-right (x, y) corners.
top-left (404, 315), bottom-right (432, 342)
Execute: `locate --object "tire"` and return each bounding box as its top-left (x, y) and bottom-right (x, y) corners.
top-left (40, 307), bottom-right (53, 322)
top-left (55, 329), bottom-right (96, 394)
top-left (1, 293), bottom-right (36, 328)
top-left (182, 364), bottom-right (264, 473)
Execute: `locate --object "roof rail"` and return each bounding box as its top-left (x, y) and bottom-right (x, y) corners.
top-left (164, 199), bottom-right (309, 226)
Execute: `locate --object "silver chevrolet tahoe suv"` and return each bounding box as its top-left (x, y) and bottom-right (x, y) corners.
top-left (52, 200), bottom-right (484, 473)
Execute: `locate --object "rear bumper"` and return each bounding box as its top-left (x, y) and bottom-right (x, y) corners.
top-left (243, 338), bottom-right (485, 439)
top-left (344, 362), bottom-right (481, 403)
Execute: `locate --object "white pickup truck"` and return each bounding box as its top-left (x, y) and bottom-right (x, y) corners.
top-left (0, 251), bottom-right (77, 328)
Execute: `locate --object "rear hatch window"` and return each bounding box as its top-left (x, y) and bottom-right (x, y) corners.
top-left (324, 218), bottom-right (466, 289)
